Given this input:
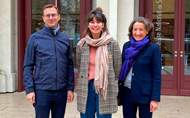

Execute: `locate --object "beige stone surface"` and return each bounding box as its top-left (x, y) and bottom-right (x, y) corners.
top-left (0, 92), bottom-right (190, 118)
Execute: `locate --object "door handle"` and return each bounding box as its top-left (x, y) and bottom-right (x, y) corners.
top-left (175, 51), bottom-right (177, 57)
top-left (180, 51), bottom-right (183, 57)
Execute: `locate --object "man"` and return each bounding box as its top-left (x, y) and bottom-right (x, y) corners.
top-left (23, 4), bottom-right (74, 118)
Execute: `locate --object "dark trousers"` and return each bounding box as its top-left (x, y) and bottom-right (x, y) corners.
top-left (33, 89), bottom-right (67, 118)
top-left (122, 87), bottom-right (152, 118)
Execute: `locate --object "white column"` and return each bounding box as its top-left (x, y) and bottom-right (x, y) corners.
top-left (0, 0), bottom-right (17, 92)
top-left (108, 0), bottom-right (118, 40)
top-left (95, 0), bottom-right (118, 40)
top-left (96, 0), bottom-right (109, 25)
top-left (117, 0), bottom-right (135, 49)
top-left (92, 0), bottom-right (97, 9)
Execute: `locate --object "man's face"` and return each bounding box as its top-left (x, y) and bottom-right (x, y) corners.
top-left (42, 7), bottom-right (60, 29)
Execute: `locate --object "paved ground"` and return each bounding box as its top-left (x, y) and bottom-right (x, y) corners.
top-left (0, 91), bottom-right (190, 118)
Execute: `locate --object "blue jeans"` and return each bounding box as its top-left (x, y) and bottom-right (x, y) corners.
top-left (33, 89), bottom-right (67, 118)
top-left (80, 80), bottom-right (112, 118)
top-left (122, 87), bottom-right (152, 118)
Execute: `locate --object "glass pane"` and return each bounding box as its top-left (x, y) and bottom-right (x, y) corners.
top-left (152, 0), bottom-right (175, 75)
top-left (60, 0), bottom-right (80, 69)
top-left (32, 0), bottom-right (52, 33)
top-left (184, 0), bottom-right (190, 75)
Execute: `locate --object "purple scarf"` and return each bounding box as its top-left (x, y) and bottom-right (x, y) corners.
top-left (119, 36), bottom-right (149, 81)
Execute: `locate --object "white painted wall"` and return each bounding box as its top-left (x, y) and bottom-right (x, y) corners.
top-left (0, 0), bottom-right (17, 92)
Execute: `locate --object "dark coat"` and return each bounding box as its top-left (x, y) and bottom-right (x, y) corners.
top-left (23, 25), bottom-right (74, 94)
top-left (121, 41), bottom-right (161, 104)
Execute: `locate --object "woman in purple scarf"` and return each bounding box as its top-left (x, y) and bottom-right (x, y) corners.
top-left (118, 17), bottom-right (161, 118)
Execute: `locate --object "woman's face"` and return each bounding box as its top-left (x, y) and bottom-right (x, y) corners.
top-left (88, 17), bottom-right (104, 39)
top-left (132, 22), bottom-right (148, 41)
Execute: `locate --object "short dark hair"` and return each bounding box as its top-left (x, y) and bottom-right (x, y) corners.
top-left (128, 17), bottom-right (154, 42)
top-left (82, 7), bottom-right (108, 38)
top-left (42, 4), bottom-right (59, 15)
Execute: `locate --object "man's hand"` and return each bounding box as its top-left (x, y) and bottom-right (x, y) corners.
top-left (150, 101), bottom-right (159, 112)
top-left (26, 92), bottom-right (35, 104)
top-left (67, 90), bottom-right (74, 103)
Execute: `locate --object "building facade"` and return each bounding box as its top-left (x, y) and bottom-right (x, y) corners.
top-left (0, 0), bottom-right (190, 96)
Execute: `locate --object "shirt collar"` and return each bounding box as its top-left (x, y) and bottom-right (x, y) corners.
top-left (45, 24), bottom-right (60, 35)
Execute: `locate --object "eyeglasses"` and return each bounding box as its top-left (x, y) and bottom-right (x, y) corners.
top-left (43, 13), bottom-right (58, 18)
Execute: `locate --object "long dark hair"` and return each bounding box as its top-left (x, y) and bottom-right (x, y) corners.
top-left (128, 17), bottom-right (154, 42)
top-left (82, 7), bottom-right (108, 38)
